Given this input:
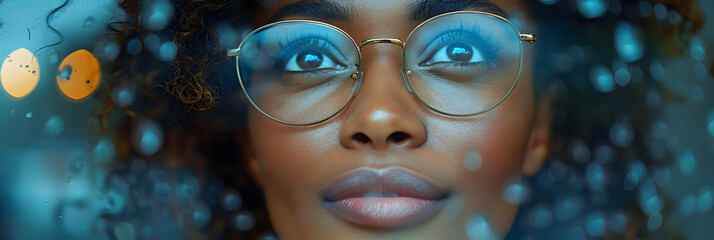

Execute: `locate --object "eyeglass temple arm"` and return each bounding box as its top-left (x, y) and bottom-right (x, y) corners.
top-left (520, 33), bottom-right (536, 44)
top-left (227, 48), bottom-right (240, 57)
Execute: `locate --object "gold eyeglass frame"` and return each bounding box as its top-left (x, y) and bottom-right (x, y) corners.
top-left (227, 10), bottom-right (536, 126)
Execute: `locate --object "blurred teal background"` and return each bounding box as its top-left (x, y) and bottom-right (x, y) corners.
top-left (1, 0), bottom-right (713, 239)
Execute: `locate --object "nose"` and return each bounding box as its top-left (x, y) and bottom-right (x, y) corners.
top-left (339, 44), bottom-right (427, 151)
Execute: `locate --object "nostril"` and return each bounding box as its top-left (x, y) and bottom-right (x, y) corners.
top-left (387, 132), bottom-right (410, 143)
top-left (353, 133), bottom-right (371, 143)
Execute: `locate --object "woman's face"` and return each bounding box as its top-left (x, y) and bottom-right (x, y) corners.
top-left (243, 0), bottom-right (550, 239)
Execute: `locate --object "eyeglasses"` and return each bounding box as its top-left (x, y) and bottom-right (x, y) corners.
top-left (227, 11), bottom-right (536, 126)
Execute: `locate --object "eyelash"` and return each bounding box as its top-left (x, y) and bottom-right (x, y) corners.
top-left (420, 24), bottom-right (503, 65)
top-left (272, 33), bottom-right (336, 71)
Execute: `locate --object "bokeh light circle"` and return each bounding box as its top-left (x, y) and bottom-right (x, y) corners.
top-left (1, 48), bottom-right (40, 99)
top-left (56, 49), bottom-right (101, 101)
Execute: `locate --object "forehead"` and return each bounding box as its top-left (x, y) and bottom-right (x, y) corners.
top-left (255, 0), bottom-right (523, 25)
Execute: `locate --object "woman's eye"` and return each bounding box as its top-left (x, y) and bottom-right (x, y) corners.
top-left (284, 49), bottom-right (345, 72)
top-left (424, 43), bottom-right (485, 65)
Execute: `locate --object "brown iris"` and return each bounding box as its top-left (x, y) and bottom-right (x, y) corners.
top-left (296, 50), bottom-right (323, 70)
top-left (446, 43), bottom-right (473, 62)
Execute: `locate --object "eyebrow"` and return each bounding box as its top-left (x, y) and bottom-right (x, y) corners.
top-left (268, 0), bottom-right (506, 24)
top-left (268, 0), bottom-right (353, 23)
top-left (408, 0), bottom-right (508, 22)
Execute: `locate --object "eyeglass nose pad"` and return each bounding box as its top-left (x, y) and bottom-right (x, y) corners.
top-left (400, 67), bottom-right (414, 93)
top-left (350, 70), bottom-right (364, 96)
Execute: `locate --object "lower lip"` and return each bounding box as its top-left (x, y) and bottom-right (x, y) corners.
top-left (323, 197), bottom-right (446, 228)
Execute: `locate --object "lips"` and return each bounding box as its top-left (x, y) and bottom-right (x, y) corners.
top-left (321, 166), bottom-right (450, 228)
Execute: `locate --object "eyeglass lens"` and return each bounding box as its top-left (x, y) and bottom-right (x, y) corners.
top-left (235, 12), bottom-right (523, 125)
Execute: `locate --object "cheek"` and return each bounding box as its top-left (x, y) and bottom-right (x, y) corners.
top-left (424, 76), bottom-right (535, 230)
top-left (248, 110), bottom-right (341, 191)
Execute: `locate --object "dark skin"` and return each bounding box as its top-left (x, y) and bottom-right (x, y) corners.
top-left (241, 0), bottom-right (551, 239)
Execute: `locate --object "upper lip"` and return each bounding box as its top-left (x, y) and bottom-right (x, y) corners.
top-left (321, 166), bottom-right (450, 201)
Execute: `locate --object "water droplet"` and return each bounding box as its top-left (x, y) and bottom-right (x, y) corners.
top-left (680, 195), bottom-right (696, 216)
top-left (586, 211), bottom-right (606, 237)
top-left (614, 67), bottom-right (631, 86)
top-left (146, 0), bottom-right (173, 30)
top-left (610, 122), bottom-right (634, 147)
top-left (638, 179), bottom-right (663, 216)
top-left (58, 65), bottom-right (72, 80)
top-left (651, 120), bottom-right (668, 140)
top-left (529, 205), bottom-right (553, 229)
top-left (693, 62), bottom-right (708, 80)
top-left (547, 161), bottom-right (567, 181)
top-left (143, 34), bottom-right (161, 52)
top-left (193, 204), bottom-right (212, 228)
top-left (646, 89), bottom-right (661, 109)
top-left (569, 46), bottom-right (587, 63)
top-left (132, 118), bottom-right (163, 156)
top-left (609, 212), bottom-right (628, 233)
top-left (593, 145), bottom-right (614, 163)
top-left (127, 38), bottom-right (143, 56)
top-left (668, 9), bottom-right (682, 24)
top-left (260, 233), bottom-right (279, 240)
top-left (463, 151), bottom-right (482, 171)
top-left (25, 112), bottom-right (32, 118)
top-left (624, 173), bottom-right (639, 190)
top-left (678, 150), bottom-right (696, 175)
top-left (153, 182), bottom-right (171, 200)
top-left (66, 176), bottom-right (74, 184)
top-left (114, 221), bottom-right (136, 240)
top-left (649, 59), bottom-right (666, 82)
top-left (553, 53), bottom-right (574, 73)
top-left (235, 212), bottom-right (255, 232)
top-left (216, 23), bottom-right (239, 49)
top-left (647, 212), bottom-right (662, 230)
top-left (83, 16), bottom-right (95, 28)
top-left (586, 162), bottom-right (606, 192)
top-left (538, 0), bottom-right (559, 5)
top-left (554, 196), bottom-right (581, 221)
top-left (104, 177), bottom-right (129, 214)
top-left (590, 65), bottom-right (615, 92)
top-left (104, 42), bottom-right (120, 62)
top-left (614, 22), bottom-right (644, 63)
top-left (43, 201), bottom-right (49, 206)
top-left (639, 1), bottom-right (653, 17)
top-left (94, 136), bottom-right (115, 162)
top-left (222, 191), bottom-right (242, 211)
top-left (570, 140), bottom-right (591, 164)
top-left (502, 178), bottom-right (531, 205)
top-left (697, 188), bottom-right (713, 214)
top-left (654, 167), bottom-right (671, 185)
top-left (691, 86), bottom-right (705, 103)
top-left (69, 160), bottom-right (86, 176)
top-left (690, 37), bottom-right (706, 61)
top-left (10, 109), bottom-right (15, 114)
top-left (707, 109), bottom-right (714, 137)
top-left (112, 85), bottom-right (136, 107)
top-left (44, 115), bottom-right (64, 137)
top-left (465, 214), bottom-right (497, 240)
top-left (48, 50), bottom-right (59, 64)
top-left (653, 3), bottom-right (667, 20)
top-left (159, 41), bottom-right (177, 61)
top-left (629, 160), bottom-right (647, 178)
top-left (576, 0), bottom-right (607, 19)
top-left (177, 176), bottom-right (199, 202)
